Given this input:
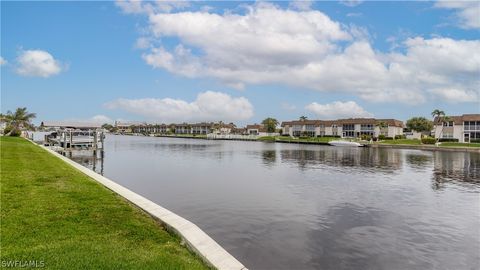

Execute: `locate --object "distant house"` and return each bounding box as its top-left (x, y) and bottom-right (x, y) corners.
top-left (433, 114), bottom-right (480, 143)
top-left (114, 121), bottom-right (145, 133)
top-left (281, 118), bottom-right (404, 138)
top-left (403, 129), bottom-right (423, 140)
top-left (246, 124), bottom-right (267, 136)
top-left (191, 122), bottom-right (215, 135)
top-left (213, 123), bottom-right (236, 135)
top-left (41, 121), bottom-right (103, 130)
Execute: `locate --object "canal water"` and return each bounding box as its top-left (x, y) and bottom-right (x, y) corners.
top-left (70, 135), bottom-right (480, 270)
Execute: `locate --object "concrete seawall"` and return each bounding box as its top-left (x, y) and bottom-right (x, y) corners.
top-left (31, 140), bottom-right (247, 270)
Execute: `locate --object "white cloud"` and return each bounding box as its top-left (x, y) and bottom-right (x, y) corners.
top-left (135, 37), bottom-right (151, 49)
top-left (15, 50), bottom-right (64, 78)
top-left (105, 91), bottom-right (254, 122)
top-left (305, 101), bottom-right (374, 119)
top-left (123, 3), bottom-right (480, 104)
top-left (429, 88), bottom-right (479, 103)
top-left (289, 0), bottom-right (313, 11)
top-left (0, 56), bottom-right (7, 65)
top-left (90, 115), bottom-right (113, 124)
top-left (339, 0), bottom-right (364, 7)
top-left (346, 12), bottom-right (362, 17)
top-left (115, 0), bottom-right (189, 15)
top-left (435, 1), bottom-right (480, 29)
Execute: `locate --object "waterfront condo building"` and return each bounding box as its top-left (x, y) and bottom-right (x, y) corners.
top-left (281, 118), bottom-right (404, 138)
top-left (433, 114), bottom-right (480, 143)
top-left (246, 124), bottom-right (268, 136)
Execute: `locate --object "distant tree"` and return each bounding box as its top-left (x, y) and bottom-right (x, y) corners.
top-left (299, 116), bottom-right (308, 121)
top-left (102, 123), bottom-right (114, 132)
top-left (262, 117), bottom-right (279, 133)
top-left (3, 107), bottom-right (36, 136)
top-left (431, 109), bottom-right (450, 142)
top-left (431, 109), bottom-right (445, 122)
top-left (406, 117), bottom-right (433, 134)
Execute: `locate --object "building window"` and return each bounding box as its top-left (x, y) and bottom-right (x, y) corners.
top-left (442, 133), bottom-right (453, 138)
top-left (343, 124), bottom-right (355, 131)
top-left (360, 124), bottom-right (374, 130)
top-left (464, 121), bottom-right (480, 131)
top-left (443, 121), bottom-right (454, 127)
top-left (293, 125), bottom-right (302, 131)
top-left (469, 132), bottom-right (480, 139)
top-left (305, 125), bottom-right (315, 131)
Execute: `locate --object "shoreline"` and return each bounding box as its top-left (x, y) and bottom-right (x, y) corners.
top-left (27, 138), bottom-right (247, 270)
top-left (119, 134), bottom-right (480, 153)
top-left (368, 143), bottom-right (480, 153)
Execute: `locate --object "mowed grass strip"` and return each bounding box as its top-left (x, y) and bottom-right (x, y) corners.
top-left (0, 137), bottom-right (210, 270)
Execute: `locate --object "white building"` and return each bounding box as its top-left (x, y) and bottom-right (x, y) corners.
top-left (281, 118), bottom-right (404, 138)
top-left (433, 114), bottom-right (480, 143)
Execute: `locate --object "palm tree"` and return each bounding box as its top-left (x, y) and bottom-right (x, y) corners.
top-left (438, 115), bottom-right (452, 143)
top-left (3, 107), bottom-right (36, 136)
top-left (431, 109), bottom-right (445, 120)
top-left (431, 109), bottom-right (445, 140)
top-left (261, 117), bottom-right (279, 133)
top-left (299, 116), bottom-right (307, 121)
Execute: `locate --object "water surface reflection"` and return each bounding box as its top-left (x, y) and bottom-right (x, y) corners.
top-left (69, 135), bottom-right (480, 270)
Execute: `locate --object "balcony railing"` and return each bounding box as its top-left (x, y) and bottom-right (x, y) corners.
top-left (464, 126), bottom-right (480, 131)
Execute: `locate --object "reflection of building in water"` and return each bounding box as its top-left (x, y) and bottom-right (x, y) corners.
top-left (405, 153), bottom-right (433, 169)
top-left (262, 150), bottom-right (277, 167)
top-left (280, 147), bottom-right (402, 172)
top-left (432, 152), bottom-right (480, 188)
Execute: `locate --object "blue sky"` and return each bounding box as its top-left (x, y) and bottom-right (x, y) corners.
top-left (1, 0), bottom-right (479, 126)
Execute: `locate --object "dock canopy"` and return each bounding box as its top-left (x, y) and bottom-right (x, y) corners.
top-left (41, 121), bottom-right (103, 129)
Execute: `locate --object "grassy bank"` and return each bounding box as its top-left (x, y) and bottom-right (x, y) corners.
top-left (155, 134), bottom-right (207, 139)
top-left (377, 139), bottom-right (479, 148)
top-left (0, 137), bottom-right (209, 270)
top-left (378, 139), bottom-right (422, 145)
top-left (273, 136), bottom-right (338, 143)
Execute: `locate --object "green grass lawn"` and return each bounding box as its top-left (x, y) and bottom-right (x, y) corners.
top-left (158, 134), bottom-right (207, 139)
top-left (0, 137), bottom-right (210, 270)
top-left (378, 139), bottom-right (422, 145)
top-left (273, 136), bottom-right (338, 143)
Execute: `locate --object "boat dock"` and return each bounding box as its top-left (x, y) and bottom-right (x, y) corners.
top-left (40, 121), bottom-right (105, 151)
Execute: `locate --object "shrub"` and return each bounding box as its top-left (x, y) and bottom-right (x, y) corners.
top-left (3, 126), bottom-right (12, 135)
top-left (378, 135), bottom-right (386, 140)
top-left (3, 126), bottom-right (21, 137)
top-left (360, 134), bottom-right (372, 140)
top-left (438, 138), bottom-right (459, 142)
top-left (384, 137), bottom-right (394, 140)
top-left (421, 137), bottom-right (436, 144)
top-left (470, 139), bottom-right (480, 143)
top-left (395, 135), bottom-right (406, 139)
